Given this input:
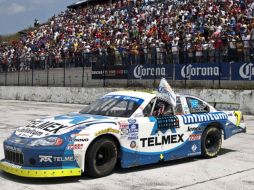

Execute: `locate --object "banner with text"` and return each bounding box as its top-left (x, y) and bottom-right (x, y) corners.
top-left (92, 65), bottom-right (128, 79)
top-left (231, 62), bottom-right (254, 80)
top-left (128, 64), bottom-right (173, 80)
top-left (175, 63), bottom-right (230, 80)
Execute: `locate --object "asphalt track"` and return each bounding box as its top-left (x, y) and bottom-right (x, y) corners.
top-left (0, 100), bottom-right (253, 190)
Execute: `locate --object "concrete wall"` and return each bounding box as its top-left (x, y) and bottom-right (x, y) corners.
top-left (175, 89), bottom-right (254, 114)
top-left (0, 86), bottom-right (253, 114)
top-left (0, 86), bottom-right (122, 104)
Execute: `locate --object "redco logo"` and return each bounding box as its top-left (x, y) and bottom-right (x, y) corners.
top-left (39, 155), bottom-right (53, 162)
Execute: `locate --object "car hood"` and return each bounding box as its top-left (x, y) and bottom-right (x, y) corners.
top-left (14, 113), bottom-right (115, 138)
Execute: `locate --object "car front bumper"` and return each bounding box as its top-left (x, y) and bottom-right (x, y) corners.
top-left (0, 160), bottom-right (81, 178)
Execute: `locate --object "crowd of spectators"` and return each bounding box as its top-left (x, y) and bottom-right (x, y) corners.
top-left (1, 0), bottom-right (254, 72)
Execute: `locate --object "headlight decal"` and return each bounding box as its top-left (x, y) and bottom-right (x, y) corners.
top-left (27, 137), bottom-right (64, 147)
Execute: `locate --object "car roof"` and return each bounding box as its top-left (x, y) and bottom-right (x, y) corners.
top-left (105, 90), bottom-right (193, 100)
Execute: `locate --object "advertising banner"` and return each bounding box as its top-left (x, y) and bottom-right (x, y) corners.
top-left (175, 63), bottom-right (230, 80)
top-left (231, 62), bottom-right (254, 80)
top-left (92, 65), bottom-right (128, 79)
top-left (128, 64), bottom-right (173, 80)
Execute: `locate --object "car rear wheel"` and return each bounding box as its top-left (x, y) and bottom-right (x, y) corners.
top-left (201, 126), bottom-right (222, 158)
top-left (85, 137), bottom-right (118, 177)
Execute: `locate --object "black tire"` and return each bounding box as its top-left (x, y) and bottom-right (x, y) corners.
top-left (85, 137), bottom-right (118, 177)
top-left (201, 126), bottom-right (222, 158)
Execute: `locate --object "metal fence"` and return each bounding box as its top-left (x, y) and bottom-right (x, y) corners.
top-left (1, 40), bottom-right (254, 88)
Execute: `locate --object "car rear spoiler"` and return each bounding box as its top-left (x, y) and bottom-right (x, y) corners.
top-left (208, 102), bottom-right (240, 111)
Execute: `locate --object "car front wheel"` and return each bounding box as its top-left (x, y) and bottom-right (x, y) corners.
top-left (201, 126), bottom-right (222, 158)
top-left (85, 137), bottom-right (118, 177)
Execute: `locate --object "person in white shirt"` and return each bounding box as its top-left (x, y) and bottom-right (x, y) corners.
top-left (172, 38), bottom-right (179, 64)
top-left (242, 33), bottom-right (250, 62)
top-left (228, 35), bottom-right (237, 62)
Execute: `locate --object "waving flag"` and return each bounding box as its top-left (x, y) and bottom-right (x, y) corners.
top-left (156, 78), bottom-right (176, 107)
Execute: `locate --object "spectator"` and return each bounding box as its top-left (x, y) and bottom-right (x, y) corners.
top-left (228, 35), bottom-right (237, 62)
top-left (172, 38), bottom-right (179, 64)
top-left (1, 0), bottom-right (254, 69)
top-left (195, 40), bottom-right (203, 63)
top-left (236, 36), bottom-right (244, 62)
top-left (242, 33), bottom-right (251, 62)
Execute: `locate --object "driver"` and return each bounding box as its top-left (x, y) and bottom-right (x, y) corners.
top-left (153, 101), bottom-right (166, 117)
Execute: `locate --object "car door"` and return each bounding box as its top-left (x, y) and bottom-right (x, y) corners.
top-left (151, 97), bottom-right (190, 160)
top-left (153, 96), bottom-right (210, 160)
top-left (135, 98), bottom-right (184, 161)
top-left (174, 96), bottom-right (211, 157)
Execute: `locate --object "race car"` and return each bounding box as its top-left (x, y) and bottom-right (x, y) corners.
top-left (0, 90), bottom-right (246, 178)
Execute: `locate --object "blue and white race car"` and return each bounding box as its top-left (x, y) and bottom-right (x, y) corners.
top-left (0, 89), bottom-right (246, 178)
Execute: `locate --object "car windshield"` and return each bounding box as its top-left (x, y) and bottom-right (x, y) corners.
top-left (79, 95), bottom-right (143, 117)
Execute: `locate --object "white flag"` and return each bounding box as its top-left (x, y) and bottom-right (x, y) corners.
top-left (156, 78), bottom-right (176, 107)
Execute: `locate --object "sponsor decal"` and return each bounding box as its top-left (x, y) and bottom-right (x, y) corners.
top-left (189, 99), bottom-right (199, 108)
top-left (181, 112), bottom-right (228, 125)
top-left (67, 144), bottom-right (84, 150)
top-left (16, 128), bottom-right (43, 136)
top-left (130, 141), bottom-right (137, 149)
top-left (128, 118), bottom-right (137, 124)
top-left (69, 134), bottom-right (89, 142)
top-left (189, 134), bottom-right (201, 141)
top-left (128, 133), bottom-right (138, 140)
top-left (121, 128), bottom-right (129, 135)
top-left (118, 121), bottom-right (128, 129)
top-left (129, 124), bottom-right (138, 133)
top-left (71, 138), bottom-right (89, 142)
top-left (72, 133), bottom-right (90, 137)
top-left (39, 155), bottom-right (76, 163)
top-left (103, 95), bottom-right (144, 104)
top-left (188, 152), bottom-right (201, 156)
top-left (4, 145), bottom-right (22, 153)
top-left (191, 144), bottom-right (197, 152)
top-left (140, 134), bottom-right (184, 147)
top-left (53, 156), bottom-right (76, 162)
top-left (188, 126), bottom-right (203, 132)
top-left (95, 128), bottom-right (120, 136)
top-left (123, 96), bottom-right (142, 104)
top-left (39, 155), bottom-right (53, 163)
top-left (128, 124), bottom-right (139, 140)
top-left (24, 121), bottom-right (68, 134)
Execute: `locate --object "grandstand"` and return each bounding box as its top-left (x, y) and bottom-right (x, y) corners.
top-left (67, 0), bottom-right (112, 9)
top-left (1, 0), bottom-right (254, 73)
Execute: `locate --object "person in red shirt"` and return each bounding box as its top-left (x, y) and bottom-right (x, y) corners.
top-left (213, 37), bottom-right (223, 63)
